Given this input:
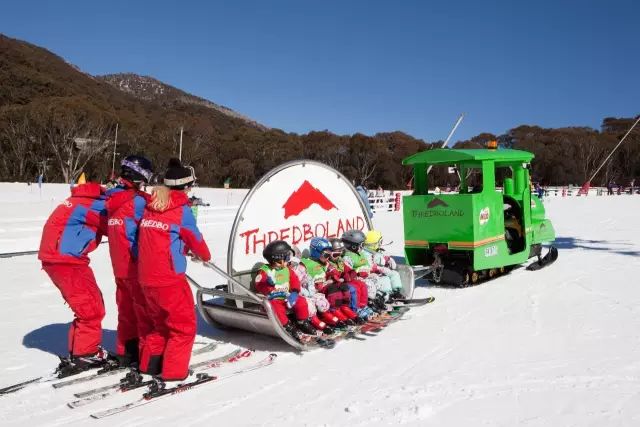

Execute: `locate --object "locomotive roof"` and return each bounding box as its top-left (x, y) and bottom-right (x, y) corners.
top-left (402, 148), bottom-right (534, 166)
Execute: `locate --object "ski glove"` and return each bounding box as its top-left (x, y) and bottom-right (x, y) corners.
top-left (265, 270), bottom-right (277, 287)
top-left (327, 270), bottom-right (342, 284)
top-left (346, 270), bottom-right (358, 282)
top-left (357, 271), bottom-right (369, 278)
top-left (386, 256), bottom-right (397, 270)
top-left (315, 282), bottom-right (327, 293)
top-left (268, 291), bottom-right (287, 301)
top-left (286, 291), bottom-right (299, 309)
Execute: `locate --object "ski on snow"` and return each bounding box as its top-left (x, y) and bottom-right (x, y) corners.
top-left (0, 341), bottom-right (219, 395)
top-left (0, 375), bottom-right (47, 395)
top-left (0, 360), bottom-right (111, 395)
top-left (90, 353), bottom-right (277, 419)
top-left (55, 341), bottom-right (219, 390)
top-left (69, 348), bottom-right (251, 408)
top-left (391, 296), bottom-right (435, 307)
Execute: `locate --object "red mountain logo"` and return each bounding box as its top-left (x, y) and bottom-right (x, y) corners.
top-left (282, 180), bottom-right (337, 219)
top-left (427, 198), bottom-right (448, 208)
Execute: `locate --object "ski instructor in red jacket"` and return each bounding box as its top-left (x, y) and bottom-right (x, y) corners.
top-left (105, 155), bottom-right (154, 367)
top-left (137, 158), bottom-right (211, 381)
top-left (38, 181), bottom-right (109, 375)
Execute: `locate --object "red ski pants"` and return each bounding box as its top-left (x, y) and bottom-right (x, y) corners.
top-left (269, 296), bottom-right (310, 326)
top-left (42, 263), bottom-right (105, 357)
top-left (324, 283), bottom-right (351, 309)
top-left (139, 281), bottom-right (196, 381)
top-left (115, 277), bottom-right (152, 360)
top-left (349, 279), bottom-right (369, 308)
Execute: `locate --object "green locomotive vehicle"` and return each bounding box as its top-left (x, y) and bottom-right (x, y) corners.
top-left (402, 146), bottom-right (558, 286)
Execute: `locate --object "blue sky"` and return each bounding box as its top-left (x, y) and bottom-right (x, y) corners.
top-left (1, 0), bottom-right (637, 141)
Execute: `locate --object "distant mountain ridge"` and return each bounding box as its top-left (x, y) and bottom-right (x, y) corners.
top-left (97, 73), bottom-right (266, 130)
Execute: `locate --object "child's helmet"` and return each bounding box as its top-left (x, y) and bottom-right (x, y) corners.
top-left (329, 238), bottom-right (344, 252)
top-left (341, 229), bottom-right (366, 252)
top-left (364, 230), bottom-right (383, 251)
top-left (309, 237), bottom-right (331, 259)
top-left (263, 240), bottom-right (292, 263)
top-left (121, 155), bottom-right (154, 184)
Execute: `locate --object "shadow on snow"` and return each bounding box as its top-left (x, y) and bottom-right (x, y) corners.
top-left (22, 312), bottom-right (294, 358)
top-left (22, 323), bottom-right (116, 357)
top-left (555, 236), bottom-right (640, 257)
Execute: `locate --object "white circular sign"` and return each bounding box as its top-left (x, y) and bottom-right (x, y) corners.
top-left (228, 160), bottom-right (372, 274)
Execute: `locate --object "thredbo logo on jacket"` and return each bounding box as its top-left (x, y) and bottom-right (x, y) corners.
top-left (108, 218), bottom-right (124, 226)
top-left (140, 219), bottom-right (169, 231)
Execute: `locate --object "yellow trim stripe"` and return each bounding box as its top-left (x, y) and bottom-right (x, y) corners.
top-left (405, 240), bottom-right (429, 247)
top-left (449, 235), bottom-right (505, 249)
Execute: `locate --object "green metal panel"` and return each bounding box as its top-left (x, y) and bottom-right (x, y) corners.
top-left (503, 177), bottom-right (514, 195)
top-left (413, 164), bottom-right (427, 195)
top-left (403, 148), bottom-right (534, 166)
top-left (403, 193), bottom-right (473, 247)
top-left (530, 195), bottom-right (556, 243)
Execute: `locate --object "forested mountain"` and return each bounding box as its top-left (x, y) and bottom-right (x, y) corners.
top-left (0, 33), bottom-right (637, 188)
top-left (97, 73), bottom-right (266, 130)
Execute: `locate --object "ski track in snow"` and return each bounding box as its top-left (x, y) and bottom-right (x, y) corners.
top-left (1, 183), bottom-right (640, 426)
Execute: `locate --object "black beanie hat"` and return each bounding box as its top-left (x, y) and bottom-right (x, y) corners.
top-left (163, 158), bottom-right (196, 189)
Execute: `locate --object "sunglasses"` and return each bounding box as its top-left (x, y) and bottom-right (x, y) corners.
top-left (329, 250), bottom-right (344, 258)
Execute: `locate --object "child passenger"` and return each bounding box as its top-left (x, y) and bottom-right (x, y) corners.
top-left (255, 240), bottom-right (328, 341)
top-left (341, 229), bottom-right (389, 312)
top-left (288, 249), bottom-right (339, 332)
top-left (300, 237), bottom-right (362, 326)
top-left (363, 230), bottom-right (405, 300)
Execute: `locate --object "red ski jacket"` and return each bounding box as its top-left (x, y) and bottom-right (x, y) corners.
top-left (137, 190), bottom-right (211, 287)
top-left (38, 182), bottom-right (107, 265)
top-left (105, 179), bottom-right (150, 279)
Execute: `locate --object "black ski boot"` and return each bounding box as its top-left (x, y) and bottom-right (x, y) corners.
top-left (368, 300), bottom-right (384, 315)
top-left (56, 348), bottom-right (113, 378)
top-left (374, 291), bottom-right (388, 311)
top-left (388, 290), bottom-right (404, 301)
top-left (116, 338), bottom-right (140, 368)
top-left (353, 316), bottom-right (367, 325)
top-left (322, 326), bottom-right (335, 335)
top-left (334, 320), bottom-right (348, 330)
top-left (296, 320), bottom-right (318, 335)
top-left (118, 369), bottom-right (149, 391)
top-left (284, 322), bottom-right (305, 342)
top-left (121, 369), bottom-right (144, 386)
top-left (145, 377), bottom-right (168, 397)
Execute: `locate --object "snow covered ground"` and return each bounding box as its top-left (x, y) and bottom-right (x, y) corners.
top-left (1, 182), bottom-right (639, 426)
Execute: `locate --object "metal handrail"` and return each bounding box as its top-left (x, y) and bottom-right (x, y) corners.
top-left (189, 261), bottom-right (306, 351)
